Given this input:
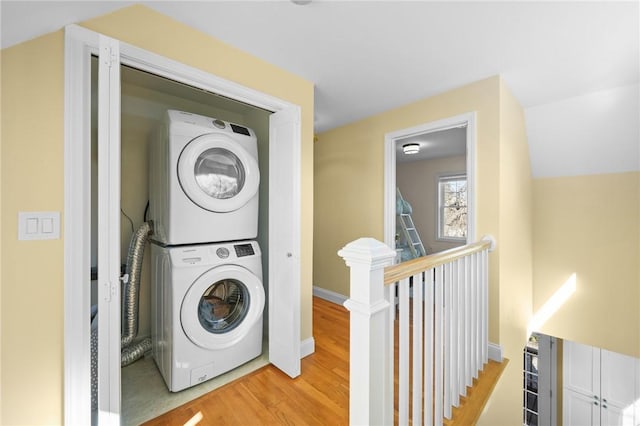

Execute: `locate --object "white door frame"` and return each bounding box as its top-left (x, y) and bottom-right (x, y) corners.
top-left (383, 112), bottom-right (477, 250)
top-left (536, 333), bottom-right (558, 426)
top-left (96, 34), bottom-right (123, 423)
top-left (64, 24), bottom-right (302, 425)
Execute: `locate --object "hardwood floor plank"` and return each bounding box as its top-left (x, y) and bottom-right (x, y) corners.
top-left (444, 359), bottom-right (508, 426)
top-left (143, 297), bottom-right (506, 426)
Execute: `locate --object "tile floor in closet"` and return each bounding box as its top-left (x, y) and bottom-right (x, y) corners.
top-left (121, 340), bottom-right (269, 425)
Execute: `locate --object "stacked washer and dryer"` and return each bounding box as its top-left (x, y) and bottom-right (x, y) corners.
top-left (148, 110), bottom-right (265, 392)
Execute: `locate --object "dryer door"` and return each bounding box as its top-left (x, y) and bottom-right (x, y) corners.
top-left (177, 133), bottom-right (260, 212)
top-left (181, 264), bottom-right (265, 350)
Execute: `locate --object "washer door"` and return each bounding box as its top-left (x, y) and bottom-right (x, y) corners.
top-left (181, 265), bottom-right (264, 350)
top-left (178, 133), bottom-right (259, 212)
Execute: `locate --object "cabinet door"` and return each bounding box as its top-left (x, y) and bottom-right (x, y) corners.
top-left (600, 402), bottom-right (634, 426)
top-left (564, 390), bottom-right (600, 426)
top-left (564, 340), bottom-right (600, 397)
top-left (601, 349), bottom-right (639, 412)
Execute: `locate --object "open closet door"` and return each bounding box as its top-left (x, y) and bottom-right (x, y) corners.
top-left (268, 108), bottom-right (301, 378)
top-left (97, 34), bottom-right (122, 425)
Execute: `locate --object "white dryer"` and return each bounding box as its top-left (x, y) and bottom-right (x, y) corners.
top-left (151, 240), bottom-right (265, 392)
top-left (149, 110), bottom-right (260, 245)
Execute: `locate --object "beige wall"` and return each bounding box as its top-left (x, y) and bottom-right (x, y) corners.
top-left (477, 78), bottom-right (534, 425)
top-left (532, 171), bottom-right (640, 358)
top-left (1, 31), bottom-right (66, 425)
top-left (1, 5), bottom-right (314, 424)
top-left (315, 75), bottom-right (502, 338)
top-left (397, 155), bottom-right (466, 254)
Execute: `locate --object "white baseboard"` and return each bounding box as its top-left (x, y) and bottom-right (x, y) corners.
top-left (313, 285), bottom-right (348, 305)
top-left (488, 342), bottom-right (503, 362)
top-left (301, 337), bottom-right (315, 358)
top-left (305, 286), bottom-right (345, 359)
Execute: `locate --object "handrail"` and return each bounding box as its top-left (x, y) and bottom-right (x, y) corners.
top-left (384, 239), bottom-right (492, 285)
top-left (338, 235), bottom-right (495, 425)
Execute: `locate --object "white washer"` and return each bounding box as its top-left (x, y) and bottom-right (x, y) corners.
top-left (151, 240), bottom-right (265, 392)
top-left (149, 110), bottom-right (260, 245)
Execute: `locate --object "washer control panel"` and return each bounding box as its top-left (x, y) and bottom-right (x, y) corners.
top-left (168, 241), bottom-right (260, 265)
top-left (234, 243), bottom-right (255, 257)
top-left (215, 247), bottom-right (230, 259)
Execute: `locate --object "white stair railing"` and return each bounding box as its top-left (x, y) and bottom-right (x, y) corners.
top-left (339, 236), bottom-right (495, 426)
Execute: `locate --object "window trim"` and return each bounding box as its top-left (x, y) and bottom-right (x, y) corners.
top-left (436, 172), bottom-right (468, 243)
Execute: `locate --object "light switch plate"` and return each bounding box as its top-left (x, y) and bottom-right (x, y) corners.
top-left (18, 211), bottom-right (60, 240)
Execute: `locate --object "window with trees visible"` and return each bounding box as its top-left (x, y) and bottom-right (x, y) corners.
top-left (437, 174), bottom-right (467, 241)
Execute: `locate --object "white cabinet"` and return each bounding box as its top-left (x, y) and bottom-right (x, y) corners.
top-left (565, 389), bottom-right (600, 426)
top-left (563, 340), bottom-right (640, 426)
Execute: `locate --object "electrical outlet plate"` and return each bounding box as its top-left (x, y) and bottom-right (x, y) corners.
top-left (18, 211), bottom-right (60, 240)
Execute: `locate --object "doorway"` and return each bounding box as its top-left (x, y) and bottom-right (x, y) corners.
top-left (64, 25), bottom-right (302, 425)
top-left (383, 113), bottom-right (477, 256)
top-left (395, 126), bottom-right (467, 259)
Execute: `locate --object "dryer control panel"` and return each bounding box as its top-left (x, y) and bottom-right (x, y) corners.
top-left (168, 109), bottom-right (255, 139)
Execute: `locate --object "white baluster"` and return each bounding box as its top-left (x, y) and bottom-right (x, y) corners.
top-left (434, 265), bottom-right (444, 426)
top-left (465, 255), bottom-right (473, 388)
top-left (450, 259), bottom-right (460, 407)
top-left (412, 273), bottom-right (423, 425)
top-left (475, 252), bottom-right (481, 378)
top-left (459, 257), bottom-right (467, 397)
top-left (444, 262), bottom-right (452, 420)
top-left (424, 269), bottom-right (434, 426)
top-left (384, 282), bottom-right (396, 418)
top-left (482, 249), bottom-right (489, 364)
top-left (471, 253), bottom-right (479, 379)
top-left (399, 276), bottom-right (410, 425)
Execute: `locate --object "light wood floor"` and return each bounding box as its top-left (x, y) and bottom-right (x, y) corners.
top-left (143, 297), bottom-right (505, 425)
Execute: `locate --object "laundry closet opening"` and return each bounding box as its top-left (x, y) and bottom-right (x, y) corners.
top-left (90, 58), bottom-right (273, 424)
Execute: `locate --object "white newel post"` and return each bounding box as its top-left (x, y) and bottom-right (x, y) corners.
top-left (338, 238), bottom-right (396, 426)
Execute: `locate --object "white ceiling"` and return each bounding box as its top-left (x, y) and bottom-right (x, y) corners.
top-left (2, 1), bottom-right (639, 176)
top-left (396, 127), bottom-right (466, 163)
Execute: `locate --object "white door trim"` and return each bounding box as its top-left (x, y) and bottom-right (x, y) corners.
top-left (64, 24), bottom-right (98, 425)
top-left (383, 112), bottom-right (477, 250)
top-left (64, 24), bottom-right (302, 425)
top-left (536, 334), bottom-right (558, 426)
top-left (97, 34), bottom-right (122, 424)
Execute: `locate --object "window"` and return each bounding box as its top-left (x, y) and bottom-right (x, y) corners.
top-left (437, 174), bottom-right (467, 241)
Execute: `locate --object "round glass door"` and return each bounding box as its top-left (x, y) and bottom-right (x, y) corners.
top-left (197, 278), bottom-right (249, 334)
top-left (194, 148), bottom-right (246, 200)
top-left (181, 265), bottom-right (265, 350)
top-left (178, 133), bottom-right (260, 213)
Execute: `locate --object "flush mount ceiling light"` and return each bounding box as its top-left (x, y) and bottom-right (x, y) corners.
top-left (291, 0), bottom-right (312, 5)
top-left (402, 143), bottom-right (420, 155)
